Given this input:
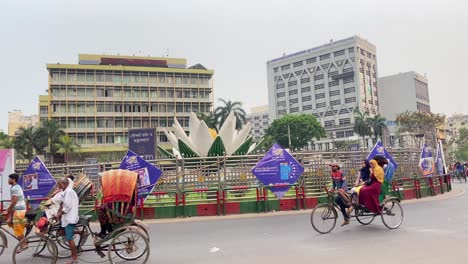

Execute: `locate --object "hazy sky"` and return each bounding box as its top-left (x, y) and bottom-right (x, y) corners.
top-left (1, 0), bottom-right (467, 131)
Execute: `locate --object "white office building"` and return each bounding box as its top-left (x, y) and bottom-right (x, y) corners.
top-left (378, 71), bottom-right (431, 121)
top-left (246, 105), bottom-right (269, 142)
top-left (267, 36), bottom-right (379, 150)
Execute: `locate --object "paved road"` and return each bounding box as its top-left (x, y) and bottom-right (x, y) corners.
top-left (5, 183), bottom-right (468, 263)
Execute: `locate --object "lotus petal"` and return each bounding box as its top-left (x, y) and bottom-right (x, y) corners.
top-left (193, 121), bottom-right (214, 156)
top-left (207, 136), bottom-right (226, 156)
top-left (229, 122), bottom-right (252, 155)
top-left (218, 112), bottom-right (236, 154)
top-left (172, 147), bottom-right (182, 159)
top-left (173, 118), bottom-right (198, 154)
top-left (163, 128), bottom-right (179, 149)
top-left (189, 112), bottom-right (201, 140)
top-left (247, 142), bottom-right (257, 154)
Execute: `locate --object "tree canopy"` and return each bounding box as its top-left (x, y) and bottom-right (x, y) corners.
top-left (395, 111), bottom-right (444, 147)
top-left (265, 114), bottom-right (325, 150)
top-left (213, 99), bottom-right (246, 130)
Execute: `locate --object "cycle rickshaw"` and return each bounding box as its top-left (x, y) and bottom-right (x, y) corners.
top-left (10, 169), bottom-right (150, 263)
top-left (310, 181), bottom-right (404, 234)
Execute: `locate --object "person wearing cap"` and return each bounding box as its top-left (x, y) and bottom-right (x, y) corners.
top-left (329, 163), bottom-right (351, 226)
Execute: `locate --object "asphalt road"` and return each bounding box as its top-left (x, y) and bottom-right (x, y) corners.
top-left (5, 182), bottom-right (468, 264)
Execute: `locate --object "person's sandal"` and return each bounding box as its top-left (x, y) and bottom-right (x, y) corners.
top-left (16, 245), bottom-right (29, 254)
top-left (341, 219), bottom-right (350, 226)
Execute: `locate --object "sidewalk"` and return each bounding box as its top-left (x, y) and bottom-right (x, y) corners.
top-left (141, 186), bottom-right (465, 225)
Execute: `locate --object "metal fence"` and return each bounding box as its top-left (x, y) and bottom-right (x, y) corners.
top-left (15, 149), bottom-right (426, 198)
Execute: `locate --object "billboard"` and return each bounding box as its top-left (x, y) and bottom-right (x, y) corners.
top-left (128, 128), bottom-right (156, 160)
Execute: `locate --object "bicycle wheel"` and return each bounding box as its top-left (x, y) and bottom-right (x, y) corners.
top-left (310, 204), bottom-right (337, 234)
top-left (12, 235), bottom-right (58, 264)
top-left (355, 207), bottom-right (375, 225)
top-left (381, 199), bottom-right (404, 229)
top-left (0, 230), bottom-right (6, 256)
top-left (108, 228), bottom-right (150, 263)
top-left (54, 227), bottom-right (88, 258)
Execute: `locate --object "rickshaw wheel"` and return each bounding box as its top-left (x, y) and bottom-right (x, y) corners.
top-left (310, 203), bottom-right (337, 234)
top-left (108, 228), bottom-right (150, 263)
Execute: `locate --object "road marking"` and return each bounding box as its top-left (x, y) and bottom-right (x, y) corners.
top-left (209, 247), bottom-right (220, 253)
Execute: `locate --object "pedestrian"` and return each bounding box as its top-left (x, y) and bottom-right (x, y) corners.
top-left (1, 173), bottom-right (27, 253)
top-left (54, 177), bottom-right (79, 263)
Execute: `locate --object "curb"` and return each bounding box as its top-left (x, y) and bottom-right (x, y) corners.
top-left (141, 187), bottom-right (464, 225)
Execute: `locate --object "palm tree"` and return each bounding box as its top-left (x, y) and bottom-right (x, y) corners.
top-left (353, 109), bottom-right (371, 148)
top-left (368, 114), bottom-right (387, 140)
top-left (40, 120), bottom-right (65, 164)
top-left (196, 112), bottom-right (217, 130)
top-left (14, 126), bottom-right (45, 162)
top-left (214, 99), bottom-right (246, 130)
top-left (0, 132), bottom-right (14, 149)
top-left (55, 135), bottom-right (80, 164)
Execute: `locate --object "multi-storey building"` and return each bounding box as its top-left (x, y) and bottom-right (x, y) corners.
top-left (246, 105), bottom-right (269, 142)
top-left (44, 54), bottom-right (214, 153)
top-left (378, 71), bottom-right (431, 120)
top-left (267, 36), bottom-right (379, 150)
top-left (8, 111), bottom-right (38, 136)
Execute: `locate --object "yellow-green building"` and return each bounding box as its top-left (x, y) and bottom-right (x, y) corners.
top-left (43, 54), bottom-right (214, 153)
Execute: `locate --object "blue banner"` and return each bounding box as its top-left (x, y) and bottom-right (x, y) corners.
top-left (119, 150), bottom-right (163, 200)
top-left (420, 143), bottom-right (435, 177)
top-left (128, 128), bottom-right (156, 160)
top-left (18, 157), bottom-right (56, 205)
top-left (251, 144), bottom-right (304, 199)
top-left (367, 141), bottom-right (398, 170)
top-left (435, 141), bottom-right (446, 175)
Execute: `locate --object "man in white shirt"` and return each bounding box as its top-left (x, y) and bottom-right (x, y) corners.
top-left (54, 177), bottom-right (79, 263)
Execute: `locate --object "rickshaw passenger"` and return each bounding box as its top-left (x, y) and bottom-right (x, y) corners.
top-left (358, 159), bottom-right (384, 214)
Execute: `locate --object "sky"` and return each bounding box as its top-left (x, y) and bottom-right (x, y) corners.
top-left (0, 0), bottom-right (467, 132)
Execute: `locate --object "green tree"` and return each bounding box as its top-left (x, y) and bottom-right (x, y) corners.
top-left (196, 112), bottom-right (217, 130)
top-left (55, 134), bottom-right (80, 164)
top-left (0, 132), bottom-right (14, 149)
top-left (40, 120), bottom-right (65, 164)
top-left (266, 114), bottom-right (325, 150)
top-left (454, 128), bottom-right (468, 161)
top-left (395, 111), bottom-right (445, 148)
top-left (353, 109), bottom-right (371, 147)
top-left (13, 126), bottom-right (46, 162)
top-left (213, 99), bottom-right (246, 130)
top-left (368, 114), bottom-right (387, 139)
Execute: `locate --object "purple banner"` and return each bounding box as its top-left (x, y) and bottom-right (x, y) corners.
top-left (18, 157), bottom-right (56, 205)
top-left (251, 144), bottom-right (304, 199)
top-left (420, 143), bottom-right (435, 177)
top-left (367, 141), bottom-right (398, 170)
top-left (128, 128), bottom-right (156, 161)
top-left (119, 150), bottom-right (163, 200)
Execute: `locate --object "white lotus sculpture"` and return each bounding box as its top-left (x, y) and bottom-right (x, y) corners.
top-left (160, 112), bottom-right (257, 158)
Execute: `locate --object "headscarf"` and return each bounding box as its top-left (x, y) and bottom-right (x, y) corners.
top-left (369, 159), bottom-right (384, 183)
top-left (360, 160), bottom-right (371, 181)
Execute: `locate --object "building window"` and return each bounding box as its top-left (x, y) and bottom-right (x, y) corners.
top-left (301, 86), bottom-right (311, 93)
top-left (301, 77), bottom-right (310, 84)
top-left (274, 67), bottom-right (278, 73)
top-left (348, 47), bottom-right (355, 53)
top-left (302, 96), bottom-right (312, 102)
top-left (281, 65), bottom-right (290, 71)
top-left (319, 53), bottom-right (330, 60)
top-left (345, 130), bottom-right (354, 137)
top-left (316, 102), bottom-right (326, 108)
top-left (277, 101), bottom-right (286, 107)
top-left (276, 83), bottom-right (285, 89)
top-left (324, 120), bottom-right (335, 127)
top-left (315, 93), bottom-right (325, 99)
top-left (336, 131), bottom-right (345, 138)
top-left (288, 80), bottom-right (297, 86)
top-left (290, 98), bottom-right (298, 104)
top-left (289, 90), bottom-right (298, 96)
top-left (329, 90), bottom-right (340, 96)
top-left (329, 80), bottom-right (339, 87)
top-left (330, 100), bottom-right (341, 106)
top-left (277, 92), bottom-right (285, 98)
top-left (306, 57), bottom-right (316, 64)
top-left (278, 110), bottom-right (287, 115)
top-left (315, 74), bottom-right (324, 80)
top-left (303, 105), bottom-right (313, 110)
top-left (315, 83), bottom-right (324, 90)
top-left (334, 50), bottom-right (345, 56)
top-left (344, 87), bottom-right (355, 94)
top-left (343, 76), bottom-right (354, 84)
top-left (345, 97), bottom-right (356, 103)
top-left (290, 107), bottom-right (299, 113)
top-left (339, 118), bottom-right (351, 125)
top-left (293, 61), bottom-right (303, 67)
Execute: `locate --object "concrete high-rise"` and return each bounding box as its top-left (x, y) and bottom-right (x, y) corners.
top-left (44, 54), bottom-right (214, 153)
top-left (267, 36), bottom-right (379, 150)
top-left (246, 105), bottom-right (269, 142)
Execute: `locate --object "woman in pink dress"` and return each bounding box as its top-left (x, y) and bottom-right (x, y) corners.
top-left (358, 159), bottom-right (384, 214)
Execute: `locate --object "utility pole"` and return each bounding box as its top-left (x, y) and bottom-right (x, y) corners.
top-left (288, 125), bottom-right (292, 149)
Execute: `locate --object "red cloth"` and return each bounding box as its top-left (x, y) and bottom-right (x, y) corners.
top-left (358, 173), bottom-right (382, 213)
